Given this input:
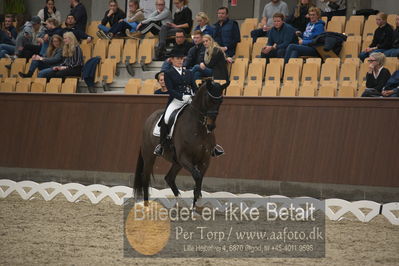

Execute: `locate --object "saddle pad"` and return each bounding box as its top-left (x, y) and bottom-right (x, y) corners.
top-left (153, 104), bottom-right (188, 138)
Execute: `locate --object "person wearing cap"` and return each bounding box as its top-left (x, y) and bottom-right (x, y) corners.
top-left (153, 49), bottom-right (198, 156)
top-left (14, 16), bottom-right (43, 59)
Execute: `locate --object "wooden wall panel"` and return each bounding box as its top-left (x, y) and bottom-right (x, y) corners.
top-left (0, 93), bottom-right (398, 187)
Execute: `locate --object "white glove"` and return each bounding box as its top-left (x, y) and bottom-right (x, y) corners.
top-left (182, 95), bottom-right (192, 104)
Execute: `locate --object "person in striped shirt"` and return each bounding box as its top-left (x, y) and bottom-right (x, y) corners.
top-left (38, 31), bottom-right (83, 79)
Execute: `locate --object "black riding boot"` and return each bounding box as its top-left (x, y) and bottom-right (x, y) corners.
top-left (154, 121), bottom-right (169, 156)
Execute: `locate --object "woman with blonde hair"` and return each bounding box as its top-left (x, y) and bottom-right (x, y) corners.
top-left (39, 31), bottom-right (84, 78)
top-left (191, 34), bottom-right (229, 81)
top-left (361, 52), bottom-right (392, 97)
top-left (194, 12), bottom-right (214, 36)
top-left (19, 34), bottom-right (63, 78)
top-left (359, 12), bottom-right (394, 62)
top-left (287, 0), bottom-right (314, 33)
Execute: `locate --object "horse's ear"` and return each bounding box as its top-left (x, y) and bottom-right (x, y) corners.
top-left (221, 81), bottom-right (230, 90)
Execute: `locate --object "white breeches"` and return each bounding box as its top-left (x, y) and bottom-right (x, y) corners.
top-left (164, 98), bottom-right (186, 124)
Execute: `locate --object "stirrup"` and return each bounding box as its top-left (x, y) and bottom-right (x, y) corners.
top-left (154, 144), bottom-right (163, 156)
top-left (211, 144), bottom-right (224, 157)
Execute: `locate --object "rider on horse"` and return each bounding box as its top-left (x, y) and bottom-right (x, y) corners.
top-left (154, 50), bottom-right (224, 157)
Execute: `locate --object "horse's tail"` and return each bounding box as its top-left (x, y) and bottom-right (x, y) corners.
top-left (133, 148), bottom-right (145, 199)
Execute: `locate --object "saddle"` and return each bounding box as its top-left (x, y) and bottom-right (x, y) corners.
top-left (153, 104), bottom-right (188, 138)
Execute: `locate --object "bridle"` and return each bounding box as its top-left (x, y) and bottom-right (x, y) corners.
top-left (195, 88), bottom-right (224, 130)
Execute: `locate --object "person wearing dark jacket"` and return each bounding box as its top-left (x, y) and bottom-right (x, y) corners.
top-left (361, 52), bottom-right (391, 97)
top-left (97, 0), bottom-right (126, 39)
top-left (287, 0), bottom-right (314, 32)
top-left (38, 32), bottom-right (84, 79)
top-left (261, 13), bottom-right (298, 60)
top-left (382, 70), bottom-right (399, 97)
top-left (213, 7), bottom-right (240, 57)
top-left (160, 29), bottom-right (194, 71)
top-left (38, 18), bottom-right (64, 56)
top-left (69, 0), bottom-right (88, 32)
top-left (156, 0), bottom-right (193, 60)
top-left (284, 7), bottom-right (325, 63)
top-left (19, 34), bottom-right (63, 78)
top-left (0, 16), bottom-right (17, 58)
top-left (191, 34), bottom-right (229, 81)
top-left (62, 15), bottom-right (93, 42)
top-left (359, 13), bottom-right (394, 61)
top-left (184, 30), bottom-right (205, 69)
top-left (384, 15), bottom-right (399, 58)
top-left (154, 72), bottom-right (169, 95)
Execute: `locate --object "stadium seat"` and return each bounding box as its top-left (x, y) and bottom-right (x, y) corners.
top-left (93, 39), bottom-right (109, 62)
top-left (315, 46), bottom-right (339, 61)
top-left (10, 58), bottom-right (26, 78)
top-left (251, 42), bottom-right (265, 59)
top-left (235, 41), bottom-right (251, 58)
top-left (240, 22), bottom-right (256, 39)
top-left (301, 63), bottom-right (319, 83)
top-left (305, 58), bottom-right (322, 73)
top-left (247, 62), bottom-right (264, 86)
top-left (327, 20), bottom-right (344, 33)
top-left (243, 84), bottom-right (261, 96)
top-left (358, 62), bottom-right (368, 89)
top-left (385, 61), bottom-right (398, 75)
top-left (30, 78), bottom-right (47, 93)
top-left (361, 35), bottom-right (373, 51)
top-left (280, 83), bottom-right (298, 97)
top-left (123, 39), bottom-right (139, 65)
top-left (244, 18), bottom-right (258, 27)
top-left (15, 78), bottom-right (31, 92)
top-left (226, 83), bottom-right (242, 96)
top-left (269, 58), bottom-right (284, 73)
top-left (100, 58), bottom-right (116, 85)
top-left (344, 20), bottom-right (362, 36)
top-left (45, 78), bottom-right (62, 93)
top-left (349, 15), bottom-right (365, 29)
top-left (339, 63), bottom-right (357, 84)
top-left (0, 77), bottom-right (16, 92)
top-left (331, 16), bottom-right (346, 28)
top-left (230, 58), bottom-right (249, 86)
top-left (325, 58), bottom-right (341, 72)
top-left (125, 78), bottom-right (142, 94)
top-left (81, 42), bottom-right (93, 63)
top-left (255, 37), bottom-right (268, 44)
top-left (140, 79), bottom-right (157, 94)
top-left (337, 82), bottom-right (357, 97)
top-left (363, 18), bottom-right (377, 39)
top-left (107, 41), bottom-right (122, 63)
top-left (283, 63), bottom-right (301, 84)
top-left (0, 62), bottom-right (9, 79)
top-left (261, 83), bottom-right (278, 96)
top-left (298, 83), bottom-right (317, 97)
top-left (340, 41), bottom-right (360, 59)
top-left (320, 62), bottom-right (338, 84)
top-left (318, 82), bottom-right (337, 97)
top-left (138, 38), bottom-right (155, 65)
top-left (288, 58), bottom-right (303, 75)
top-left (87, 21), bottom-right (102, 42)
top-left (344, 57), bottom-right (361, 68)
top-left (251, 58), bottom-right (267, 76)
top-left (61, 78), bottom-right (78, 93)
top-left (264, 62), bottom-right (282, 84)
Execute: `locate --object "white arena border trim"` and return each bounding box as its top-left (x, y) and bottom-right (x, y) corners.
top-left (1, 179), bottom-right (398, 225)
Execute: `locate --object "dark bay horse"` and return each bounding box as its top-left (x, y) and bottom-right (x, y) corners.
top-left (134, 79), bottom-right (229, 207)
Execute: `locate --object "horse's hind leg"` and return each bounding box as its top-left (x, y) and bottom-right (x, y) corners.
top-left (165, 163), bottom-right (182, 197)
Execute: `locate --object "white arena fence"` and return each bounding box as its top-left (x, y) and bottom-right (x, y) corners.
top-left (0, 179), bottom-right (398, 225)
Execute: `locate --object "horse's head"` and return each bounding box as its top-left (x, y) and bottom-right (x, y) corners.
top-left (192, 79), bottom-right (230, 133)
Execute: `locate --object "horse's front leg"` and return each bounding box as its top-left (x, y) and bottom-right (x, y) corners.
top-left (164, 163), bottom-right (182, 197)
top-left (179, 158), bottom-right (206, 208)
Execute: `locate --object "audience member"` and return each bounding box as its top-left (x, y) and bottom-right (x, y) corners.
top-left (251, 0), bottom-right (289, 43)
top-left (97, 0), bottom-right (126, 39)
top-left (37, 0), bottom-right (62, 25)
top-left (383, 14), bottom-right (399, 58)
top-left (156, 0), bottom-right (193, 59)
top-left (154, 72), bottom-right (169, 94)
top-left (160, 29), bottom-right (194, 70)
top-left (361, 52), bottom-right (392, 97)
top-left (284, 7), bottom-right (325, 63)
top-left (213, 7), bottom-right (240, 57)
top-left (38, 18), bottom-right (64, 56)
top-left (191, 34), bottom-right (229, 81)
top-left (38, 32), bottom-right (84, 79)
top-left (69, 0), bottom-right (88, 32)
top-left (382, 70), bottom-right (399, 97)
top-left (110, 0), bottom-right (145, 39)
top-left (184, 30), bottom-right (205, 70)
top-left (261, 13), bottom-right (298, 60)
top-left (15, 16), bottom-right (42, 59)
top-left (19, 34), bottom-right (63, 78)
top-left (287, 0), bottom-right (314, 33)
top-left (0, 15), bottom-right (17, 58)
top-left (359, 13), bottom-right (394, 62)
top-left (135, 0), bottom-right (172, 36)
top-left (315, 0), bottom-right (346, 20)
top-left (194, 12), bottom-right (214, 36)
top-left (63, 15), bottom-right (93, 42)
